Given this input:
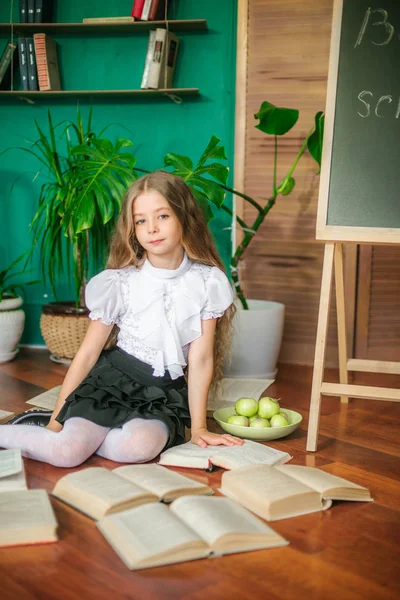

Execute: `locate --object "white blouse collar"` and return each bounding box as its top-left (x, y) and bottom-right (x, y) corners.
top-left (141, 252), bottom-right (191, 280)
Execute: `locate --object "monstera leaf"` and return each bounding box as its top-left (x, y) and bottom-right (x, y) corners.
top-left (254, 101), bottom-right (299, 136)
top-left (306, 111), bottom-right (324, 171)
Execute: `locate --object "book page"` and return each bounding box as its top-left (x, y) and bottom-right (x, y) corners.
top-left (53, 467), bottom-right (152, 507)
top-left (0, 409), bottom-right (14, 423)
top-left (159, 442), bottom-right (218, 468)
top-left (208, 378), bottom-right (274, 411)
top-left (113, 464), bottom-right (209, 499)
top-left (0, 449), bottom-right (23, 478)
top-left (26, 385), bottom-right (61, 409)
top-left (170, 496), bottom-right (277, 547)
top-left (212, 440), bottom-right (292, 470)
top-left (0, 489), bottom-right (57, 530)
top-left (98, 502), bottom-right (205, 562)
top-left (276, 465), bottom-right (370, 495)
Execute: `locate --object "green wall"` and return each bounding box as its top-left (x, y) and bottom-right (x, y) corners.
top-left (0, 0), bottom-right (237, 345)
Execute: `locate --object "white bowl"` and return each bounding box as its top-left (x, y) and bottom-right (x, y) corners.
top-left (213, 407), bottom-right (303, 441)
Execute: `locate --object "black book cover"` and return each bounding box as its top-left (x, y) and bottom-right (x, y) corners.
top-left (18, 38), bottom-right (29, 91)
top-left (19, 0), bottom-right (28, 23)
top-left (27, 0), bottom-right (35, 24)
top-left (0, 41), bottom-right (18, 90)
top-left (26, 37), bottom-right (38, 90)
top-left (35, 0), bottom-right (54, 23)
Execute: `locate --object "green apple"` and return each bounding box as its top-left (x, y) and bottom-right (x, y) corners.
top-left (249, 418), bottom-right (271, 428)
top-left (258, 397), bottom-right (280, 419)
top-left (235, 397), bottom-right (258, 418)
top-left (249, 414), bottom-right (259, 423)
top-left (270, 414), bottom-right (289, 427)
top-left (279, 411), bottom-right (289, 422)
top-left (227, 415), bottom-right (249, 427)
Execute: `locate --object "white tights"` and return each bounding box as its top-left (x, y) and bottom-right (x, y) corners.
top-left (0, 417), bottom-right (169, 468)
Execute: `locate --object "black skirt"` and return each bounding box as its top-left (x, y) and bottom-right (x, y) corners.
top-left (55, 347), bottom-right (191, 450)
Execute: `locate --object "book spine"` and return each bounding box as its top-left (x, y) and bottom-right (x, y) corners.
top-left (26, 37), bottom-right (38, 90)
top-left (34, 33), bottom-right (61, 91)
top-left (0, 42), bottom-right (17, 84)
top-left (141, 0), bottom-right (153, 21)
top-left (147, 28), bottom-right (166, 89)
top-left (82, 17), bottom-right (136, 24)
top-left (162, 33), bottom-right (179, 88)
top-left (18, 38), bottom-right (29, 90)
top-left (131, 0), bottom-right (146, 19)
top-left (27, 0), bottom-right (35, 24)
top-left (19, 0), bottom-right (28, 23)
top-left (34, 0), bottom-right (43, 23)
top-left (141, 29), bottom-right (156, 89)
top-left (149, 0), bottom-right (161, 21)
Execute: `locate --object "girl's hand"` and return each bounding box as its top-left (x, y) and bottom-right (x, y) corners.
top-left (191, 428), bottom-right (244, 448)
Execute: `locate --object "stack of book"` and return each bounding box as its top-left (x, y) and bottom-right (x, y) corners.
top-left (131, 0), bottom-right (170, 21)
top-left (18, 34), bottom-right (61, 91)
top-left (141, 27), bottom-right (179, 89)
top-left (19, 0), bottom-right (54, 23)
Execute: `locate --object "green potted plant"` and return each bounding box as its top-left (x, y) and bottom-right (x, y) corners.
top-left (0, 253), bottom-right (39, 362)
top-left (24, 107), bottom-right (137, 361)
top-left (154, 101), bottom-right (324, 378)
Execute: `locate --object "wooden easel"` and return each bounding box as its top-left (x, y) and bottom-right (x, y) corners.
top-left (306, 241), bottom-right (400, 451)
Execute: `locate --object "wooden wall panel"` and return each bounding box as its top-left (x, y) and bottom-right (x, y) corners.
top-left (241, 0), bottom-right (339, 365)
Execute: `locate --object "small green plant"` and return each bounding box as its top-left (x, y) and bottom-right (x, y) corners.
top-left (0, 253), bottom-right (39, 301)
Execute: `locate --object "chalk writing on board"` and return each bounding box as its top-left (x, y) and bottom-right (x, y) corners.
top-left (357, 91), bottom-right (400, 119)
top-left (354, 7), bottom-right (395, 48)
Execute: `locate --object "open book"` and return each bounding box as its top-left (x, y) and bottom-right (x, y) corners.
top-left (0, 409), bottom-right (15, 423)
top-left (52, 464), bottom-right (213, 520)
top-left (97, 495), bottom-right (289, 570)
top-left (0, 449), bottom-right (27, 492)
top-left (159, 440), bottom-right (291, 471)
top-left (220, 464), bottom-right (373, 521)
top-left (0, 489), bottom-right (58, 547)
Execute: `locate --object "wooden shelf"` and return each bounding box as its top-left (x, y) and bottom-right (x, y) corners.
top-left (0, 20), bottom-right (208, 34)
top-left (0, 88), bottom-right (200, 98)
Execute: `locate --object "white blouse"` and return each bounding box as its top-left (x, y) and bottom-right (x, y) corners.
top-left (85, 253), bottom-right (234, 380)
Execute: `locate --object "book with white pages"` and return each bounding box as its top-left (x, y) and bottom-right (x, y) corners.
top-left (0, 449), bottom-right (27, 492)
top-left (97, 495), bottom-right (289, 570)
top-left (0, 409), bottom-right (14, 423)
top-left (158, 439), bottom-right (292, 471)
top-left (25, 385), bottom-right (61, 410)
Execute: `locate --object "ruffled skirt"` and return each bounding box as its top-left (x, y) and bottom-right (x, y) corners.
top-left (56, 347), bottom-right (191, 450)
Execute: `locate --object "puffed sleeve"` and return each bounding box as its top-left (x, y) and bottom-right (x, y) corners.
top-left (85, 269), bottom-right (124, 326)
top-left (201, 267), bottom-right (235, 320)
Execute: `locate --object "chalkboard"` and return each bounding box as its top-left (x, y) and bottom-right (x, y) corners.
top-left (317, 0), bottom-right (400, 243)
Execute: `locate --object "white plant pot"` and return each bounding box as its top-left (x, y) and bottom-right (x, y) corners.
top-left (0, 296), bottom-right (25, 363)
top-left (224, 299), bottom-right (285, 379)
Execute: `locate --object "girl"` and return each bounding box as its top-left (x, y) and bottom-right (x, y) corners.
top-left (0, 171), bottom-right (243, 467)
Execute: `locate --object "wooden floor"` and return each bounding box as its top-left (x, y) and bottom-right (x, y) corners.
top-left (1, 348), bottom-right (399, 600)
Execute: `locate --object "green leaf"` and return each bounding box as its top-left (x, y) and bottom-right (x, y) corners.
top-left (197, 135), bottom-right (227, 166)
top-left (254, 101), bottom-right (299, 136)
top-left (190, 188), bottom-right (214, 222)
top-left (196, 162), bottom-right (229, 185)
top-left (307, 111), bottom-right (325, 171)
top-left (164, 153), bottom-right (193, 172)
top-left (277, 176), bottom-right (296, 196)
top-left (189, 176), bottom-right (226, 208)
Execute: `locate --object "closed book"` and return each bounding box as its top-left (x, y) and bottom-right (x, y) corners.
top-left (82, 17), bottom-right (136, 24)
top-left (18, 38), bottom-right (29, 91)
top-left (27, 0), bottom-right (35, 24)
top-left (19, 0), bottom-right (28, 23)
top-left (36, 0), bottom-right (54, 23)
top-left (33, 33), bottom-right (61, 91)
top-left (140, 29), bottom-right (156, 89)
top-left (34, 0), bottom-right (43, 22)
top-left (147, 28), bottom-right (179, 89)
top-left (149, 0), bottom-right (171, 21)
top-left (131, 0), bottom-right (146, 19)
top-left (140, 0), bottom-right (153, 21)
top-left (0, 41), bottom-right (17, 89)
top-left (26, 37), bottom-right (38, 90)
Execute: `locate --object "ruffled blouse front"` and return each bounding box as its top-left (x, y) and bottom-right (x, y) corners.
top-left (85, 254), bottom-right (234, 379)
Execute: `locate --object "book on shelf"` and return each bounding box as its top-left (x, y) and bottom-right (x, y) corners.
top-left (147, 28), bottom-right (179, 89)
top-left (0, 449), bottom-right (27, 492)
top-left (132, 0), bottom-right (171, 22)
top-left (52, 464), bottom-right (213, 520)
top-left (34, 0), bottom-right (54, 23)
top-left (220, 464), bottom-right (373, 522)
top-left (158, 439), bottom-right (292, 471)
top-left (18, 37), bottom-right (29, 91)
top-left (141, 29), bottom-right (156, 88)
top-left (33, 34), bottom-right (61, 91)
top-left (19, 0), bottom-right (28, 23)
top-left (0, 41), bottom-right (17, 89)
top-left (26, 37), bottom-right (38, 90)
top-left (82, 17), bottom-right (136, 24)
top-left (27, 0), bottom-right (35, 24)
top-left (131, 0), bottom-right (146, 19)
top-left (97, 495), bottom-right (289, 570)
top-left (0, 489), bottom-right (58, 548)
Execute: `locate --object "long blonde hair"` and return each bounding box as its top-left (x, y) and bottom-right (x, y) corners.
top-left (107, 170), bottom-right (236, 386)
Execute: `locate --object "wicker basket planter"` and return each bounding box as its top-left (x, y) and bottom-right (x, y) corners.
top-left (40, 303), bottom-right (90, 360)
